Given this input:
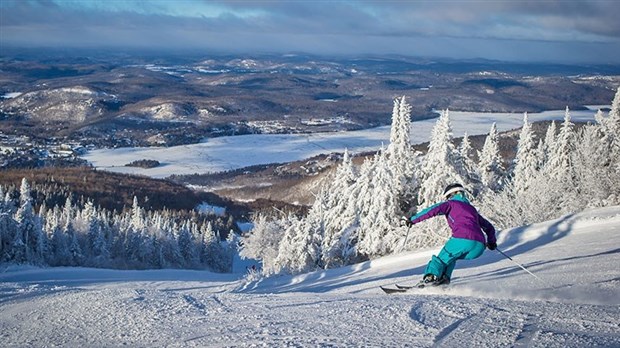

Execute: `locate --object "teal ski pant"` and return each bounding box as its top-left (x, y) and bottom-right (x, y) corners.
top-left (424, 237), bottom-right (486, 279)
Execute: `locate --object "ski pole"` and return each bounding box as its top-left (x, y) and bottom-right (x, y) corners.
top-left (400, 225), bottom-right (411, 253)
top-left (495, 247), bottom-right (544, 283)
top-left (398, 216), bottom-right (411, 253)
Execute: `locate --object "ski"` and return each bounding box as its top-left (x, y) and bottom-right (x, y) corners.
top-left (380, 286), bottom-right (408, 294)
top-left (395, 284), bottom-right (415, 289)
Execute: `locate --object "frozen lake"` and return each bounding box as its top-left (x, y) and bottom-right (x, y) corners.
top-left (83, 106), bottom-right (607, 178)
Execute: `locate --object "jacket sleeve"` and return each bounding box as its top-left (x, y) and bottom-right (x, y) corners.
top-left (478, 214), bottom-right (496, 244)
top-left (409, 202), bottom-right (448, 225)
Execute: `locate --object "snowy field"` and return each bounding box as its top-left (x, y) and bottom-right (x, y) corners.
top-left (82, 107), bottom-right (607, 178)
top-left (2, 205), bottom-right (619, 347)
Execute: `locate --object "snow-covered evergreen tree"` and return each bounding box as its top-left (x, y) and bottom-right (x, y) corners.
top-left (572, 123), bottom-right (617, 207)
top-left (273, 188), bottom-right (329, 275)
top-left (299, 189), bottom-right (328, 269)
top-left (242, 213), bottom-right (297, 275)
top-left (357, 148), bottom-right (401, 257)
top-left (595, 87), bottom-right (620, 174)
top-left (318, 149), bottom-right (360, 266)
top-left (477, 123), bottom-right (504, 193)
top-left (548, 108), bottom-right (576, 176)
top-left (177, 221), bottom-right (199, 267)
top-left (46, 206), bottom-right (70, 265)
top-left (387, 96), bottom-right (410, 164)
top-left (456, 132), bottom-right (481, 194)
top-left (0, 186), bottom-right (19, 263)
top-left (418, 110), bottom-right (463, 206)
top-left (541, 121), bottom-right (557, 165)
top-left (387, 96), bottom-right (417, 204)
top-left (345, 154), bottom-right (376, 261)
top-left (65, 219), bottom-right (83, 266)
top-left (546, 107), bottom-right (580, 210)
top-left (15, 179), bottom-right (45, 263)
top-left (200, 221), bottom-right (225, 272)
top-left (511, 113), bottom-right (538, 195)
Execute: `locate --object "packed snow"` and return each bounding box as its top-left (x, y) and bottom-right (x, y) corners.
top-left (2, 206), bottom-right (619, 347)
top-left (83, 107), bottom-right (606, 178)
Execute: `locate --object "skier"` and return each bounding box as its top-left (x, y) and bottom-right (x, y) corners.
top-left (404, 183), bottom-right (497, 287)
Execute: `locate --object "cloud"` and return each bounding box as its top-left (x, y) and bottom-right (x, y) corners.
top-left (1, 0), bottom-right (619, 63)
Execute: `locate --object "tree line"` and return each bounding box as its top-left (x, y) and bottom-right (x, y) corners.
top-left (241, 88), bottom-right (620, 276)
top-left (0, 180), bottom-right (236, 271)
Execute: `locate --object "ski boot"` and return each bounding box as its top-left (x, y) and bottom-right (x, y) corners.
top-left (433, 275), bottom-right (450, 286)
top-left (415, 274), bottom-right (437, 288)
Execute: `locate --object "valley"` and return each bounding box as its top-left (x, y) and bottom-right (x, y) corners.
top-left (1, 50), bottom-right (619, 214)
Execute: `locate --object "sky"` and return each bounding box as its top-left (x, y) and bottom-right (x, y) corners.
top-left (1, 0), bottom-right (620, 64)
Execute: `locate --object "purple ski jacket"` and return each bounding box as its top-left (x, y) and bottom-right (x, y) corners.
top-left (409, 194), bottom-right (496, 244)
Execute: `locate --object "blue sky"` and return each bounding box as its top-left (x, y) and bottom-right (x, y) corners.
top-left (1, 0), bottom-right (619, 64)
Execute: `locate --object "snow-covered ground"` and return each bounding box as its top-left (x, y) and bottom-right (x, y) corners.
top-left (83, 107), bottom-right (606, 178)
top-left (2, 206), bottom-right (619, 347)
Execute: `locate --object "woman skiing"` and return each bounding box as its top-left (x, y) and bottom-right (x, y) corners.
top-left (404, 183), bottom-right (497, 287)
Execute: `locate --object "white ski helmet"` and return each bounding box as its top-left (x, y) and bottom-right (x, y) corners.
top-left (443, 183), bottom-right (465, 198)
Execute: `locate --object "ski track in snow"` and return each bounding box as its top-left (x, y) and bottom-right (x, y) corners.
top-left (2, 206), bottom-right (620, 347)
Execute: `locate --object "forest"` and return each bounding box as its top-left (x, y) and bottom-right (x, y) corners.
top-left (241, 88), bottom-right (620, 276)
top-left (0, 178), bottom-right (237, 272)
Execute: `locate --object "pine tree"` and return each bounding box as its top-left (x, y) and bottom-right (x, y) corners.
top-left (14, 178), bottom-right (42, 263)
top-left (548, 107), bottom-right (576, 178)
top-left (358, 148), bottom-right (400, 257)
top-left (272, 215), bottom-right (309, 274)
top-left (347, 154), bottom-right (377, 261)
top-left (456, 132), bottom-right (481, 194)
top-left (200, 221), bottom-right (217, 267)
top-left (0, 186), bottom-right (13, 261)
top-left (595, 87), bottom-right (620, 172)
top-left (418, 110), bottom-right (465, 206)
top-left (387, 96), bottom-right (414, 179)
top-left (91, 213), bottom-right (110, 267)
top-left (243, 213), bottom-right (295, 275)
top-left (177, 221), bottom-right (199, 267)
top-left (6, 229), bottom-right (27, 263)
top-left (609, 87), bottom-right (620, 137)
top-left (163, 224), bottom-right (183, 268)
top-left (387, 96), bottom-right (419, 214)
top-left (572, 123), bottom-right (616, 206)
top-left (541, 121), bottom-right (557, 166)
top-left (299, 189), bottom-right (328, 269)
top-left (81, 200), bottom-right (98, 258)
top-left (553, 107), bottom-right (586, 211)
top-left (65, 219), bottom-right (83, 266)
top-left (62, 195), bottom-right (75, 226)
top-left (130, 196), bottom-right (145, 232)
top-left (477, 123), bottom-right (504, 192)
top-left (321, 149), bottom-right (359, 268)
top-left (511, 113), bottom-right (538, 195)
top-left (46, 207), bottom-right (70, 265)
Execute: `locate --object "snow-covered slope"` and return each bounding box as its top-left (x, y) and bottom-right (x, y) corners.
top-left (2, 86), bottom-right (112, 123)
top-left (1, 206), bottom-right (619, 347)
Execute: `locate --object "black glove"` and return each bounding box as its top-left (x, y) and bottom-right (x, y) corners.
top-left (401, 216), bottom-right (413, 227)
top-left (486, 242), bottom-right (497, 250)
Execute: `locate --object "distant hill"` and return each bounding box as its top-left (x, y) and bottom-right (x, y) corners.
top-left (2, 51), bottom-right (618, 148)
